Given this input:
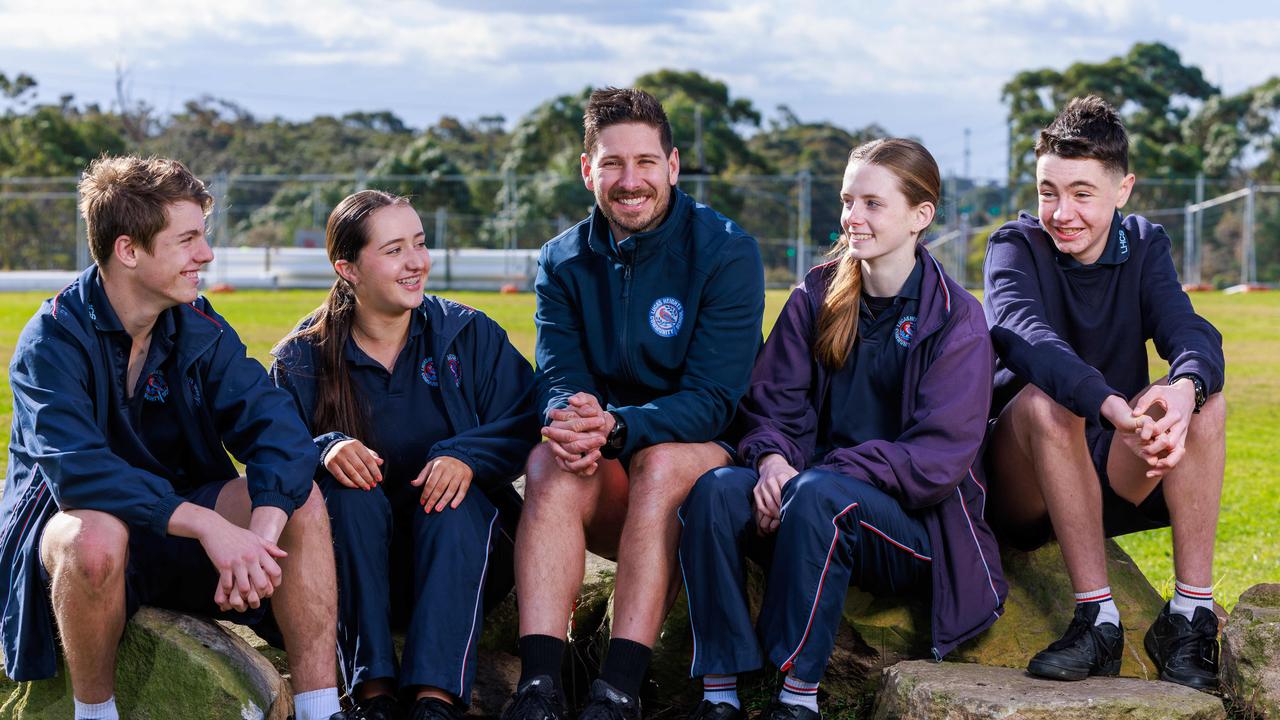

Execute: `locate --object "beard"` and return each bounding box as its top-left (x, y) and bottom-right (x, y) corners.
top-left (596, 182), bottom-right (673, 237)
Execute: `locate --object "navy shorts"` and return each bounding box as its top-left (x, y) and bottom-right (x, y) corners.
top-left (989, 418), bottom-right (1170, 550)
top-left (42, 479), bottom-right (270, 625)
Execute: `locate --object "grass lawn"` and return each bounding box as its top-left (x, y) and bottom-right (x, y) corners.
top-left (0, 287), bottom-right (1275, 609)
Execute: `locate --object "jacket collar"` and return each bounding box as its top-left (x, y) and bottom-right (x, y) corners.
top-left (585, 186), bottom-right (691, 263)
top-left (912, 244), bottom-right (956, 342)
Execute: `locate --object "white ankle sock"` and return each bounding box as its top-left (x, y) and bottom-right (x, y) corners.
top-left (703, 674), bottom-right (740, 708)
top-left (1075, 586), bottom-right (1120, 627)
top-left (74, 696), bottom-right (119, 720)
top-left (778, 674), bottom-right (819, 713)
top-left (1171, 581), bottom-right (1214, 620)
top-left (294, 687), bottom-right (342, 720)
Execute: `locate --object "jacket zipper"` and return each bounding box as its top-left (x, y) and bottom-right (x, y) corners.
top-left (619, 261), bottom-right (635, 382)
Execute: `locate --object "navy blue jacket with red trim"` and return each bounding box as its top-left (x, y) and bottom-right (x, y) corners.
top-left (1, 265), bottom-right (317, 681)
top-left (534, 187), bottom-right (765, 455)
top-left (736, 246), bottom-right (1007, 659)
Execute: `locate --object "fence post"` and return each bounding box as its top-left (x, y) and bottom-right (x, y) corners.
top-left (355, 169), bottom-right (368, 193)
top-left (795, 170), bottom-right (811, 285)
top-left (1183, 204), bottom-right (1196, 286)
top-left (1194, 174), bottom-right (1205, 286)
top-left (213, 172), bottom-right (230, 284)
top-left (435, 207), bottom-right (451, 291)
top-left (1243, 183), bottom-right (1256, 286)
top-left (74, 184), bottom-right (88, 270)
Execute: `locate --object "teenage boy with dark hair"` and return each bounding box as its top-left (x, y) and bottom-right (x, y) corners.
top-left (0, 156), bottom-right (351, 720)
top-left (984, 96), bottom-right (1226, 691)
top-left (502, 88), bottom-right (765, 720)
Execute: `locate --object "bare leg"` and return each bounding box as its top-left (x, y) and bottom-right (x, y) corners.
top-left (610, 442), bottom-right (729, 644)
top-left (989, 384), bottom-right (1108, 592)
top-left (216, 480), bottom-right (338, 693)
top-left (515, 443), bottom-right (629, 638)
top-left (1108, 391), bottom-right (1226, 588)
top-left (39, 510), bottom-right (130, 703)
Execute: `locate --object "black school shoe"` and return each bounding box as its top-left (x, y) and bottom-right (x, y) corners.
top-left (760, 699), bottom-right (820, 720)
top-left (578, 679), bottom-right (642, 720)
top-left (500, 675), bottom-right (568, 720)
top-left (408, 697), bottom-right (462, 720)
top-left (334, 694), bottom-right (404, 720)
top-left (1144, 602), bottom-right (1220, 691)
top-left (686, 699), bottom-right (743, 720)
top-left (1027, 601), bottom-right (1124, 681)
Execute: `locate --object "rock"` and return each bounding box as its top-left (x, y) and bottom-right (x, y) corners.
top-left (1222, 583), bottom-right (1280, 719)
top-left (0, 607), bottom-right (291, 720)
top-left (871, 660), bottom-right (1226, 720)
top-left (625, 537), bottom-right (1165, 714)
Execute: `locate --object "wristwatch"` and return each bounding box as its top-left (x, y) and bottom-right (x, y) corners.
top-left (1172, 373), bottom-right (1206, 414)
top-left (601, 411), bottom-right (627, 460)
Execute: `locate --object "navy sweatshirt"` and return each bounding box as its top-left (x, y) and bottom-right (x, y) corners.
top-left (984, 211), bottom-right (1225, 422)
top-left (534, 187), bottom-right (765, 456)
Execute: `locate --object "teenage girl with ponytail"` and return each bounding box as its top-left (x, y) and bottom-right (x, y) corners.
top-left (677, 139), bottom-right (1007, 720)
top-left (271, 190), bottom-right (539, 720)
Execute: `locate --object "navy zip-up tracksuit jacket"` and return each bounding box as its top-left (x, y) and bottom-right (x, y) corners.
top-left (270, 295), bottom-right (539, 502)
top-left (534, 187), bottom-right (765, 455)
top-left (1, 266), bottom-right (317, 681)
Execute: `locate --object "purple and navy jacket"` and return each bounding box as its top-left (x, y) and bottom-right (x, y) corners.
top-left (737, 246), bottom-right (1007, 659)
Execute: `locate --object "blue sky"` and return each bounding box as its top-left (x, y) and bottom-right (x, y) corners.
top-left (1, 0), bottom-right (1277, 181)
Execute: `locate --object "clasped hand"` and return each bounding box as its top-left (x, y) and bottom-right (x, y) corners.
top-left (541, 392), bottom-right (614, 476)
top-left (1104, 379), bottom-right (1197, 479)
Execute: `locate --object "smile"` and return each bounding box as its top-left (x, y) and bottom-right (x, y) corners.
top-left (847, 232), bottom-right (874, 241)
top-left (615, 196), bottom-right (649, 207)
top-left (397, 276), bottom-right (422, 287)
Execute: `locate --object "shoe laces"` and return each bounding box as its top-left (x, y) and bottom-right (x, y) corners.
top-left (580, 692), bottom-right (637, 720)
top-left (505, 681), bottom-right (562, 720)
top-left (1168, 622), bottom-right (1219, 670)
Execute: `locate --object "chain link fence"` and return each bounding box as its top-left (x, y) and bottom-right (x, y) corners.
top-left (2, 172), bottom-right (1271, 290)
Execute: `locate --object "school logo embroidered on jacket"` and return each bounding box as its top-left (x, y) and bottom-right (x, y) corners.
top-left (187, 377), bottom-right (203, 407)
top-left (421, 355), bottom-right (463, 387)
top-left (649, 297), bottom-right (684, 338)
top-left (421, 357), bottom-right (440, 386)
top-left (894, 315), bottom-right (917, 348)
top-left (143, 372), bottom-right (169, 402)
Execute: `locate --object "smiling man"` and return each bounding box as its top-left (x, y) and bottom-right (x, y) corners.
top-left (983, 96), bottom-right (1226, 691)
top-left (503, 88), bottom-right (765, 720)
top-left (0, 156), bottom-right (351, 720)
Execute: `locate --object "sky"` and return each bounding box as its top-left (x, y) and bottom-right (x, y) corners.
top-left (2, 0), bottom-right (1277, 182)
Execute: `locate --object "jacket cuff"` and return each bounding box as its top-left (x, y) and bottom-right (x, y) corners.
top-left (1169, 358), bottom-right (1221, 395)
top-left (149, 492), bottom-right (185, 536)
top-left (251, 491), bottom-right (298, 517)
top-left (1072, 374), bottom-right (1120, 424)
top-left (314, 431), bottom-right (352, 465)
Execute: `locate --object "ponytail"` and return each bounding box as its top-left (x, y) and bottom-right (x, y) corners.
top-left (813, 249), bottom-right (863, 369)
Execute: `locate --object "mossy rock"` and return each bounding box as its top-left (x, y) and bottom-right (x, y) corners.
top-left (1221, 583), bottom-right (1280, 719)
top-left (0, 607), bottom-right (290, 719)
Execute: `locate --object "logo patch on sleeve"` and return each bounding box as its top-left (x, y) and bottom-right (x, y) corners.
top-left (894, 315), bottom-right (917, 348)
top-left (143, 372), bottom-right (170, 402)
top-left (648, 297), bottom-right (684, 338)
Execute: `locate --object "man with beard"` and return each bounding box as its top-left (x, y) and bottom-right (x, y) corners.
top-left (502, 87), bottom-right (765, 720)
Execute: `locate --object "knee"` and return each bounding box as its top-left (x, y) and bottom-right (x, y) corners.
top-left (287, 482), bottom-right (331, 534)
top-left (629, 444), bottom-right (698, 507)
top-left (1011, 384), bottom-right (1081, 435)
top-left (45, 512), bottom-right (129, 591)
top-left (523, 443), bottom-right (587, 506)
top-left (681, 467), bottom-right (749, 522)
top-left (1190, 392), bottom-right (1226, 440)
top-left (781, 470), bottom-right (849, 528)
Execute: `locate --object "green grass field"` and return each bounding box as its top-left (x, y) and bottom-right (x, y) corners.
top-left (1, 288), bottom-right (1276, 609)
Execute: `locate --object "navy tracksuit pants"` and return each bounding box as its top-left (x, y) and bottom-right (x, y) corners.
top-left (322, 478), bottom-right (513, 700)
top-left (678, 467), bottom-right (932, 682)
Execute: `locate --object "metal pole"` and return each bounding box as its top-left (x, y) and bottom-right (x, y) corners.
top-left (435, 207), bottom-right (450, 291)
top-left (213, 172), bottom-right (230, 284)
top-left (1243, 184), bottom-right (1256, 286)
top-left (796, 170), bottom-right (811, 285)
top-left (1194, 173), bottom-right (1205, 286)
top-left (355, 169), bottom-right (368, 193)
top-left (694, 105), bottom-right (706, 203)
top-left (1183, 204), bottom-right (1195, 285)
top-left (74, 185), bottom-right (88, 270)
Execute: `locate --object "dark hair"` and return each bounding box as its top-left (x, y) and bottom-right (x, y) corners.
top-left (281, 189), bottom-right (412, 440)
top-left (78, 156), bottom-right (213, 266)
top-left (814, 138), bottom-right (941, 369)
top-left (583, 87), bottom-right (674, 157)
top-left (1035, 95), bottom-right (1129, 175)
